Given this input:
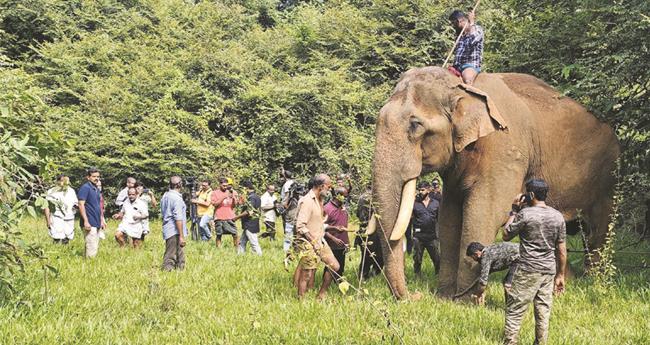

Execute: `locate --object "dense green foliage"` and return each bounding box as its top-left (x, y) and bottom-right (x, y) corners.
top-left (0, 66), bottom-right (68, 296)
top-left (1, 218), bottom-right (648, 344)
top-left (1, 0), bottom-right (647, 214)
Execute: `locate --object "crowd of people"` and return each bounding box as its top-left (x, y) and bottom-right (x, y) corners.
top-left (44, 167), bottom-right (566, 343)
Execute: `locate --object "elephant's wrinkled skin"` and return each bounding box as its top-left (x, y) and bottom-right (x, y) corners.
top-left (371, 67), bottom-right (619, 299)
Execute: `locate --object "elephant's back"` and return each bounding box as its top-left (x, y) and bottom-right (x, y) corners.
top-left (482, 72), bottom-right (618, 147)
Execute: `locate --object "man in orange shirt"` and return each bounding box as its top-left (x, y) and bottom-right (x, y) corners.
top-left (211, 177), bottom-right (240, 247)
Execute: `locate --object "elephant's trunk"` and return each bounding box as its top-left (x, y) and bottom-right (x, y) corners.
top-left (372, 170), bottom-right (417, 299)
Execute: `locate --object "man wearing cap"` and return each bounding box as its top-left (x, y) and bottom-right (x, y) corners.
top-left (411, 181), bottom-right (441, 276)
top-left (211, 177), bottom-right (240, 247)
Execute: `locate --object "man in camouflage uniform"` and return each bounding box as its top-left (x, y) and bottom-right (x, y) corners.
top-left (502, 179), bottom-right (567, 345)
top-left (466, 241), bottom-right (520, 305)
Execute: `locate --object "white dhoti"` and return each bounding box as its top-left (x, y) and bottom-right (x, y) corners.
top-left (49, 216), bottom-right (75, 240)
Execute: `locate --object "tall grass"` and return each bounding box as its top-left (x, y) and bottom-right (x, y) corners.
top-left (0, 218), bottom-right (648, 344)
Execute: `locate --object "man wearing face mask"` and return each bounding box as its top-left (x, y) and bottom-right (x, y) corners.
top-left (324, 186), bottom-right (350, 282)
top-left (294, 174), bottom-right (340, 300)
top-left (44, 174), bottom-right (78, 245)
top-left (411, 181), bottom-right (441, 276)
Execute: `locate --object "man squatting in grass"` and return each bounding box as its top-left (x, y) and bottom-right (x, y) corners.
top-left (44, 174), bottom-right (78, 245)
top-left (211, 177), bottom-right (240, 248)
top-left (448, 9), bottom-right (484, 85)
top-left (294, 174), bottom-right (340, 300)
top-left (466, 241), bottom-right (520, 305)
top-left (77, 167), bottom-right (106, 258)
top-left (323, 186), bottom-right (350, 283)
top-left (160, 176), bottom-right (188, 271)
top-left (191, 179), bottom-right (214, 241)
top-left (113, 187), bottom-right (149, 249)
top-left (259, 184), bottom-right (278, 241)
top-left (236, 180), bottom-right (263, 255)
top-left (502, 179), bottom-right (567, 345)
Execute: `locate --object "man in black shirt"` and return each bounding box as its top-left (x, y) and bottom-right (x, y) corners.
top-left (411, 181), bottom-right (441, 275)
top-left (236, 180), bottom-right (262, 255)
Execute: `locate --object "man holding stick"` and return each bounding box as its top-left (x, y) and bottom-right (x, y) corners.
top-left (294, 174), bottom-right (340, 300)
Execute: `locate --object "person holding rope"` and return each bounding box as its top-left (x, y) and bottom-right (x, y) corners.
top-left (448, 9), bottom-right (483, 85)
top-left (294, 174), bottom-right (340, 300)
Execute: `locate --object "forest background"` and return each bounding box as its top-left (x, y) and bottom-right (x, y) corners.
top-left (0, 0), bottom-right (648, 296)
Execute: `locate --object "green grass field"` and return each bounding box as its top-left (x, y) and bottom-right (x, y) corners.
top-left (1, 218), bottom-right (648, 344)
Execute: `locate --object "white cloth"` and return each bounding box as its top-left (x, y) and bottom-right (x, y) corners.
top-left (139, 194), bottom-right (153, 234)
top-left (280, 179), bottom-right (294, 201)
top-left (46, 186), bottom-right (78, 220)
top-left (117, 198), bottom-right (149, 238)
top-left (115, 187), bottom-right (129, 207)
top-left (260, 191), bottom-right (277, 222)
top-left (50, 217), bottom-right (75, 240)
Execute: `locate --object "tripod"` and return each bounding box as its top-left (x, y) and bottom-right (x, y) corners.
top-left (189, 186), bottom-right (200, 241)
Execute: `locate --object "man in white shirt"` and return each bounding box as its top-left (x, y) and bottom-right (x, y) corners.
top-left (113, 187), bottom-right (149, 248)
top-left (115, 176), bottom-right (136, 208)
top-left (280, 171), bottom-right (295, 201)
top-left (259, 184), bottom-right (278, 241)
top-left (44, 174), bottom-right (78, 244)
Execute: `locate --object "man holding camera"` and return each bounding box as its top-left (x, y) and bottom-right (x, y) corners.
top-left (502, 179), bottom-right (567, 345)
top-left (191, 179), bottom-right (214, 241)
top-left (211, 177), bottom-right (240, 248)
top-left (411, 181), bottom-right (441, 276)
top-left (160, 176), bottom-right (187, 271)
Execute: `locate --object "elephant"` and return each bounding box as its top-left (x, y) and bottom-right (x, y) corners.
top-left (368, 66), bottom-right (620, 299)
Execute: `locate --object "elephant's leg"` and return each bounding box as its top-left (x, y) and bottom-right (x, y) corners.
top-left (455, 179), bottom-right (525, 298)
top-left (584, 196), bottom-right (614, 268)
top-left (437, 194), bottom-right (463, 298)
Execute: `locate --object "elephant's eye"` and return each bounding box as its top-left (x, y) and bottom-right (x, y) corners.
top-left (408, 117), bottom-right (426, 139)
top-left (409, 117), bottom-right (422, 131)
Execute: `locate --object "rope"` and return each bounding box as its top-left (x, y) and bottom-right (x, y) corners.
top-left (441, 0), bottom-right (482, 68)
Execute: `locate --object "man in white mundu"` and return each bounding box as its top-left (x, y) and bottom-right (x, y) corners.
top-left (44, 174), bottom-right (78, 244)
top-left (113, 187), bottom-right (149, 248)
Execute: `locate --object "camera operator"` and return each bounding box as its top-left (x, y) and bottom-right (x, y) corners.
top-left (211, 177), bottom-right (240, 248)
top-left (411, 181), bottom-right (441, 276)
top-left (502, 179), bottom-right (567, 345)
top-left (191, 179), bottom-right (214, 241)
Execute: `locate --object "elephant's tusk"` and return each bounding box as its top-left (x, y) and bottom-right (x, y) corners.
top-left (389, 179), bottom-right (417, 241)
top-left (366, 214), bottom-right (377, 235)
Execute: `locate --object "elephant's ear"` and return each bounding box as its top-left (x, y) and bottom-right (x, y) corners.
top-left (452, 84), bottom-right (508, 152)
